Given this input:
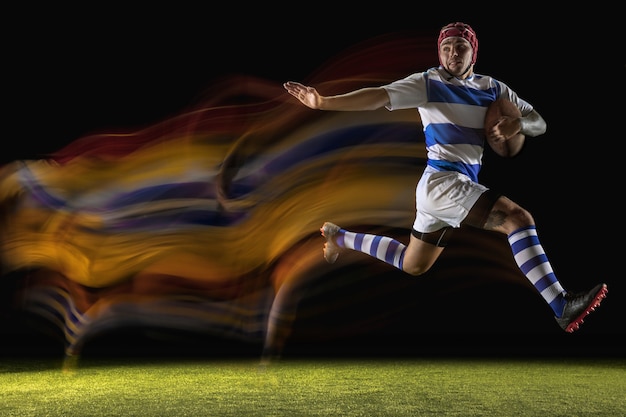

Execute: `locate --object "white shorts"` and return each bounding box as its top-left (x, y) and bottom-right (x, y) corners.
top-left (412, 166), bottom-right (488, 233)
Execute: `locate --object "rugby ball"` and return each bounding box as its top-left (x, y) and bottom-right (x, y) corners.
top-left (484, 98), bottom-right (525, 158)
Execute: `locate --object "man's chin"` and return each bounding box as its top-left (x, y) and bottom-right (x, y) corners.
top-left (445, 62), bottom-right (471, 77)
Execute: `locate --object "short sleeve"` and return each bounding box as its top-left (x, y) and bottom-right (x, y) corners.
top-left (382, 72), bottom-right (428, 111)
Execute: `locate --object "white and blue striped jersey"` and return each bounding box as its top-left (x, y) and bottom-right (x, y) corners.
top-left (383, 66), bottom-right (533, 182)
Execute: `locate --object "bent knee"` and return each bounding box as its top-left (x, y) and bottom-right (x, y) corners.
top-left (402, 262), bottom-right (433, 277)
top-left (509, 206), bottom-right (534, 228)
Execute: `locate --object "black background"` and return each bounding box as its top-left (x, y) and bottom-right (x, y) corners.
top-left (3, 6), bottom-right (623, 358)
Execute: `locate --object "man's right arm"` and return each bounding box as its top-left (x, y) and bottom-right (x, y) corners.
top-left (317, 87), bottom-right (390, 111)
top-left (283, 81), bottom-right (390, 111)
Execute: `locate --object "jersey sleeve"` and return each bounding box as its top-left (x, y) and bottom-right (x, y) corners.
top-left (497, 81), bottom-right (534, 116)
top-left (382, 71), bottom-right (429, 111)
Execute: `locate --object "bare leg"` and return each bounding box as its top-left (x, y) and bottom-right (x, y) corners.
top-left (399, 234), bottom-right (445, 276)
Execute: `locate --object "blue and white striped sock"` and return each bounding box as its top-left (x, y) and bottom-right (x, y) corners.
top-left (508, 225), bottom-right (567, 316)
top-left (336, 228), bottom-right (406, 270)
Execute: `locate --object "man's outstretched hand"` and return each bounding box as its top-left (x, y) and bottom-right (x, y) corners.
top-left (284, 81), bottom-right (321, 109)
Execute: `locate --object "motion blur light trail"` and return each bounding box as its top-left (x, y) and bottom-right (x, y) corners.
top-left (0, 34), bottom-right (534, 365)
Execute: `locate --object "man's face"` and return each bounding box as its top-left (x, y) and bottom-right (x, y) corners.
top-left (439, 36), bottom-right (473, 78)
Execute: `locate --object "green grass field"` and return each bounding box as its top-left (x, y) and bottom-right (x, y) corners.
top-left (1, 356), bottom-right (624, 416)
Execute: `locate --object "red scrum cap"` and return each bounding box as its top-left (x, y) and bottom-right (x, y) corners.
top-left (438, 22), bottom-right (478, 64)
